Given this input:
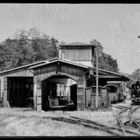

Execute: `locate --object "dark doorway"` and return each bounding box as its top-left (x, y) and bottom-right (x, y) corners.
top-left (7, 77), bottom-right (33, 108)
top-left (70, 84), bottom-right (77, 110)
top-left (41, 75), bottom-right (77, 111)
top-left (42, 81), bottom-right (57, 111)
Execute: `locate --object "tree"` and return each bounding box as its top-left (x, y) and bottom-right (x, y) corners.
top-left (98, 53), bottom-right (119, 73)
top-left (0, 28), bottom-right (58, 71)
top-left (131, 69), bottom-right (140, 81)
top-left (60, 41), bottom-right (66, 45)
top-left (90, 39), bottom-right (119, 73)
top-left (90, 39), bottom-right (103, 53)
top-left (127, 69), bottom-right (140, 88)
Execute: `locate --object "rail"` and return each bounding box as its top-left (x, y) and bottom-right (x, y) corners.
top-left (113, 104), bottom-right (140, 136)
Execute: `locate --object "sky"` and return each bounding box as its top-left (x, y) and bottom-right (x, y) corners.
top-left (0, 4), bottom-right (140, 74)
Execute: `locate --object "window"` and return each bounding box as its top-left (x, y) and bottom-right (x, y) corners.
top-left (62, 48), bottom-right (91, 61)
top-left (56, 84), bottom-right (71, 105)
top-left (72, 49), bottom-right (91, 61)
top-left (61, 51), bottom-right (65, 60)
top-left (64, 50), bottom-right (71, 60)
top-left (57, 84), bottom-right (70, 97)
top-left (107, 86), bottom-right (117, 93)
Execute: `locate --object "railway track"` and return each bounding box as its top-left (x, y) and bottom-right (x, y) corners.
top-left (0, 106), bottom-right (140, 136)
top-left (0, 111), bottom-right (139, 136)
top-left (128, 106), bottom-right (140, 130)
top-left (113, 104), bottom-right (140, 136)
top-left (47, 114), bottom-right (140, 136)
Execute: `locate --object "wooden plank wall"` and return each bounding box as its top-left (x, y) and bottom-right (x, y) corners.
top-left (3, 77), bottom-right (8, 107)
top-left (36, 82), bottom-right (42, 111)
top-left (85, 87), bottom-right (112, 109)
top-left (33, 63), bottom-right (87, 111)
top-left (77, 78), bottom-right (86, 111)
top-left (62, 48), bottom-right (92, 61)
top-left (0, 79), bottom-right (2, 99)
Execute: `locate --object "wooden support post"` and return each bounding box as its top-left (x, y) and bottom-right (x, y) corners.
top-left (95, 47), bottom-right (99, 109)
top-left (33, 83), bottom-right (37, 109)
top-left (83, 77), bottom-right (86, 110)
top-left (3, 77), bottom-right (8, 107)
top-left (77, 78), bottom-right (85, 111)
top-left (34, 76), bottom-right (42, 111)
top-left (36, 83), bottom-right (42, 111)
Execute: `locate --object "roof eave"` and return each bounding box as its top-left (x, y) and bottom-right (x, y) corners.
top-left (30, 59), bottom-right (89, 70)
top-left (0, 61), bottom-right (46, 76)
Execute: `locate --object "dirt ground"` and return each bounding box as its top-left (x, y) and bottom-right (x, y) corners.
top-left (0, 101), bottom-right (139, 136)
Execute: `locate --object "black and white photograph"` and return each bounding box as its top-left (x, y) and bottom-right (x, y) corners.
top-left (0, 3), bottom-right (139, 137)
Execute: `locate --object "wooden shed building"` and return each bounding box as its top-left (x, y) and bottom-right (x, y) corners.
top-left (0, 42), bottom-right (129, 111)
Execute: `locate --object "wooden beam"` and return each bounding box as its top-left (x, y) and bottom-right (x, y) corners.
top-left (98, 75), bottom-right (121, 78)
top-left (95, 47), bottom-right (99, 109)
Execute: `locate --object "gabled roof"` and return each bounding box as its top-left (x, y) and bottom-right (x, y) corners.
top-left (0, 57), bottom-right (129, 81)
top-left (29, 58), bottom-right (89, 70)
top-left (29, 58), bottom-right (129, 81)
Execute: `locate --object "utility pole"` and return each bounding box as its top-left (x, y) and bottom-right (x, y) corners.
top-left (95, 46), bottom-right (99, 109)
top-left (90, 39), bottom-right (100, 109)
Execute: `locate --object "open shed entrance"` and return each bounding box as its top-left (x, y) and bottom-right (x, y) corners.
top-left (7, 77), bottom-right (33, 108)
top-left (106, 85), bottom-right (118, 104)
top-left (41, 75), bottom-right (77, 111)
